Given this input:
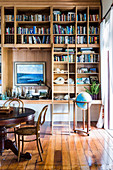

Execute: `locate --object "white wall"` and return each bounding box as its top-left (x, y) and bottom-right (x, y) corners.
top-left (102, 0), bottom-right (112, 17)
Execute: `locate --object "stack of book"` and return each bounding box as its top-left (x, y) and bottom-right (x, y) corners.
top-left (89, 36), bottom-right (99, 44)
top-left (89, 26), bottom-right (99, 34)
top-left (6, 27), bottom-right (14, 34)
top-left (54, 36), bottom-right (75, 44)
top-left (77, 26), bottom-right (86, 34)
top-left (77, 36), bottom-right (87, 44)
top-left (20, 35), bottom-right (50, 44)
top-left (54, 48), bottom-right (63, 52)
top-left (53, 10), bottom-right (75, 21)
top-left (89, 14), bottom-right (99, 21)
top-left (5, 35), bottom-right (14, 44)
top-left (77, 13), bottom-right (87, 21)
top-left (5, 15), bottom-right (14, 21)
top-left (17, 26), bottom-right (50, 34)
top-left (53, 24), bottom-right (75, 34)
top-left (77, 54), bottom-right (99, 62)
top-left (16, 14), bottom-right (50, 21)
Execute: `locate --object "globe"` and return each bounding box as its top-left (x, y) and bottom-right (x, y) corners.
top-left (76, 92), bottom-right (92, 110)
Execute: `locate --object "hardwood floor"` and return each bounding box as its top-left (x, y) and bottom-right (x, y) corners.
top-left (1, 122), bottom-right (113, 170)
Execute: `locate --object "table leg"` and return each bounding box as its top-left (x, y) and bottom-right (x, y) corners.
top-left (73, 102), bottom-right (75, 131)
top-left (87, 103), bottom-right (90, 135)
top-left (0, 127), bottom-right (32, 160)
top-left (83, 110), bottom-right (85, 130)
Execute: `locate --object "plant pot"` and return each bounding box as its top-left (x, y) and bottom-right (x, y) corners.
top-left (91, 94), bottom-right (98, 100)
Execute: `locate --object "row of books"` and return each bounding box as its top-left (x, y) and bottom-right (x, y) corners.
top-left (6, 27), bottom-right (14, 34)
top-left (5, 15), bottom-right (14, 21)
top-left (53, 24), bottom-right (75, 34)
top-left (77, 26), bottom-right (87, 34)
top-left (77, 13), bottom-right (87, 21)
top-left (53, 11), bottom-right (75, 21)
top-left (19, 35), bottom-right (50, 44)
top-left (89, 14), bottom-right (99, 21)
top-left (54, 55), bottom-right (74, 62)
top-left (77, 36), bottom-right (87, 44)
top-left (16, 14), bottom-right (50, 21)
top-left (53, 36), bottom-right (75, 44)
top-left (89, 26), bottom-right (99, 34)
top-left (89, 36), bottom-right (99, 44)
top-left (5, 35), bottom-right (14, 44)
top-left (17, 26), bottom-right (50, 34)
top-left (77, 54), bottom-right (99, 62)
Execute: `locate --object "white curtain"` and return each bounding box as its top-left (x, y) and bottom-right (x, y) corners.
top-left (99, 7), bottom-right (113, 129)
top-left (109, 7), bottom-right (113, 129)
top-left (97, 19), bottom-right (108, 129)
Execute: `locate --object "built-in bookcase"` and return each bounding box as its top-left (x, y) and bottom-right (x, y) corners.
top-left (1, 5), bottom-right (101, 100)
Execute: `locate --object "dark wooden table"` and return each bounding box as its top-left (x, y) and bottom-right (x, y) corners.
top-left (0, 107), bottom-right (35, 160)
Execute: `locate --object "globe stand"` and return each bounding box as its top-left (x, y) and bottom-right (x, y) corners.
top-left (73, 100), bottom-right (91, 136)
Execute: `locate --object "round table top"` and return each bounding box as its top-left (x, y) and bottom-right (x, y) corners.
top-left (0, 107), bottom-right (35, 127)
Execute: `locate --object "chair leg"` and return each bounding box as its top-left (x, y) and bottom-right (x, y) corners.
top-left (36, 139), bottom-right (43, 161)
top-left (39, 138), bottom-right (43, 153)
top-left (18, 135), bottom-right (20, 162)
top-left (14, 128), bottom-right (17, 146)
top-left (22, 136), bottom-right (24, 153)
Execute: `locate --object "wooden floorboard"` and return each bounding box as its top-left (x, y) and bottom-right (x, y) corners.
top-left (0, 122), bottom-right (113, 170)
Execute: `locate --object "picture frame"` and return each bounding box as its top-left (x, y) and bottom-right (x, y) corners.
top-left (77, 77), bottom-right (90, 84)
top-left (90, 76), bottom-right (99, 84)
top-left (80, 67), bottom-right (88, 73)
top-left (82, 77), bottom-right (90, 84)
top-left (14, 61), bottom-right (45, 86)
top-left (89, 68), bottom-right (97, 73)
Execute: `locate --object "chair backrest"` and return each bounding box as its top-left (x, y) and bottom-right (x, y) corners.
top-left (3, 98), bottom-right (24, 108)
top-left (36, 105), bottom-right (48, 133)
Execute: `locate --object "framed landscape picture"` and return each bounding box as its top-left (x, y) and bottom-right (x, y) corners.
top-left (14, 61), bottom-right (45, 86)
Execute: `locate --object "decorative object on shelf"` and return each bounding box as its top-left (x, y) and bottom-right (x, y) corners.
top-left (77, 77), bottom-right (90, 84)
top-left (56, 68), bottom-right (60, 73)
top-left (76, 92), bottom-right (92, 110)
top-left (37, 80), bottom-right (51, 99)
top-left (67, 78), bottom-right (74, 84)
top-left (84, 81), bottom-right (100, 100)
top-left (54, 77), bottom-right (65, 84)
top-left (64, 94), bottom-right (69, 100)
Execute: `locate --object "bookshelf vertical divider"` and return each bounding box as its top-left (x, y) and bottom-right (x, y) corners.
top-left (14, 6), bottom-right (16, 45)
top-left (87, 6), bottom-right (89, 45)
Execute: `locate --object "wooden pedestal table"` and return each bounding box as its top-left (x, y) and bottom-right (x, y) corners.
top-left (73, 100), bottom-right (92, 136)
top-left (0, 107), bottom-right (35, 163)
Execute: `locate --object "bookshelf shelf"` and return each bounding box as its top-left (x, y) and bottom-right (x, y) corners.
top-left (77, 62), bottom-right (99, 64)
top-left (17, 21), bottom-right (50, 24)
top-left (53, 34), bottom-right (75, 36)
top-left (53, 21), bottom-right (75, 24)
top-left (77, 73), bottom-right (99, 75)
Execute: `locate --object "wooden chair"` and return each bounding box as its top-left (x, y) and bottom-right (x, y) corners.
top-left (15, 105), bottom-right (48, 162)
top-left (4, 98), bottom-right (24, 145)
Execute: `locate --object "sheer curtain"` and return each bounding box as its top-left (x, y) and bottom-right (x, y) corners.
top-left (97, 19), bottom-right (108, 128)
top-left (99, 7), bottom-right (113, 129)
top-left (109, 7), bottom-right (113, 129)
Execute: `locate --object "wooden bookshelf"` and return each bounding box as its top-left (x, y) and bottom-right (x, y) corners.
top-left (0, 4), bottom-right (100, 101)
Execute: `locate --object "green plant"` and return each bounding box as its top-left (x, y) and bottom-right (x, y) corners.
top-left (84, 81), bottom-right (100, 95)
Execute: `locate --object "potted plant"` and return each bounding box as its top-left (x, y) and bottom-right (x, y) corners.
top-left (84, 81), bottom-right (100, 100)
